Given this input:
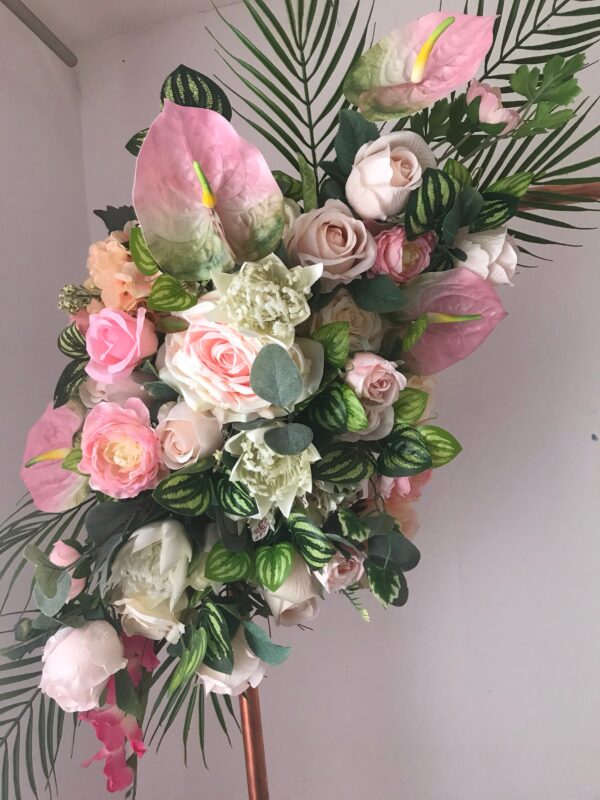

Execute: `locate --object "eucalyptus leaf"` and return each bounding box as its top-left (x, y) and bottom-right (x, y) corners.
top-left (250, 344), bottom-right (303, 407)
top-left (264, 423), bottom-right (314, 455)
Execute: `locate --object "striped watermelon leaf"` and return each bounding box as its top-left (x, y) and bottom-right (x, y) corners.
top-left (204, 542), bottom-right (252, 583)
top-left (308, 385), bottom-right (348, 433)
top-left (288, 513), bottom-right (336, 569)
top-left (216, 478), bottom-right (258, 518)
top-left (201, 602), bottom-right (234, 674)
top-left (486, 172), bottom-right (533, 198)
top-left (311, 321), bottom-right (350, 369)
top-left (161, 64), bottom-right (232, 120)
top-left (153, 472), bottom-right (212, 516)
top-left (379, 425), bottom-right (432, 477)
top-left (338, 508), bottom-right (371, 543)
top-left (147, 275), bottom-right (197, 312)
top-left (254, 542), bottom-right (295, 591)
top-left (418, 425), bottom-right (462, 468)
top-left (57, 322), bottom-right (87, 360)
top-left (53, 358), bottom-right (89, 408)
top-left (365, 560), bottom-right (408, 607)
top-left (443, 158), bottom-right (472, 186)
top-left (125, 127), bottom-right (148, 156)
top-left (168, 627), bottom-right (208, 694)
top-left (129, 226), bottom-right (160, 276)
top-left (339, 384), bottom-right (369, 432)
top-left (313, 444), bottom-right (376, 485)
top-left (393, 388), bottom-right (429, 427)
top-left (469, 193), bottom-right (519, 233)
top-left (405, 168), bottom-right (461, 240)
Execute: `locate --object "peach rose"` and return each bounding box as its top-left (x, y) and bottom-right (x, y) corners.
top-left (315, 546), bottom-right (365, 592)
top-left (49, 541), bottom-right (86, 600)
top-left (85, 308), bottom-right (158, 385)
top-left (80, 398), bottom-right (165, 499)
top-left (87, 233), bottom-right (155, 312)
top-left (285, 200), bottom-right (376, 291)
top-left (345, 353), bottom-right (406, 406)
top-left (156, 400), bottom-right (223, 470)
top-left (371, 227), bottom-right (436, 284)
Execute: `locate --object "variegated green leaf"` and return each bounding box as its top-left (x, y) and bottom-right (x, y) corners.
top-left (147, 275), bottom-right (197, 312)
top-left (313, 444), bottom-right (376, 485)
top-left (169, 627), bottom-right (208, 695)
top-left (216, 478), bottom-right (258, 518)
top-left (339, 384), bottom-right (368, 432)
top-left (288, 513), bottom-right (335, 569)
top-left (254, 542), bottom-right (294, 591)
top-left (311, 321), bottom-right (350, 369)
top-left (393, 388), bottom-right (429, 426)
top-left (153, 472), bottom-right (212, 516)
top-left (338, 508), bottom-right (370, 543)
top-left (418, 425), bottom-right (462, 468)
top-left (129, 226), bottom-right (160, 276)
top-left (57, 322), bottom-right (87, 360)
top-left (204, 542), bottom-right (252, 583)
top-left (405, 168), bottom-right (461, 239)
top-left (161, 64), bottom-right (232, 120)
top-left (379, 425), bottom-right (432, 478)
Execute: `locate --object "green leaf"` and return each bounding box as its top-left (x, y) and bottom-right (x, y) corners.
top-left (273, 170), bottom-right (304, 201)
top-left (337, 508), bottom-right (370, 543)
top-left (242, 620), bottom-right (290, 665)
top-left (402, 315), bottom-right (428, 353)
top-left (334, 109), bottom-right (379, 176)
top-left (205, 542), bottom-right (252, 583)
top-left (114, 668), bottom-right (142, 719)
top-left (264, 424), bottom-right (314, 456)
top-left (155, 316), bottom-right (190, 334)
top-left (469, 193), bottom-right (518, 233)
top-left (201, 603), bottom-right (233, 674)
top-left (311, 321), bottom-right (349, 368)
top-left (147, 274), bottom-right (197, 312)
top-left (368, 532), bottom-right (420, 572)
top-left (93, 205), bottom-right (136, 234)
top-left (250, 344), bottom-right (303, 407)
top-left (129, 226), bottom-right (160, 276)
top-left (393, 388), bottom-right (428, 426)
top-left (144, 381), bottom-right (180, 404)
top-left (297, 152), bottom-right (318, 212)
top-left (153, 472), bottom-right (212, 516)
top-left (169, 627), bottom-right (208, 694)
top-left (34, 568), bottom-right (70, 618)
top-left (339, 384), bottom-right (368, 432)
top-left (405, 168), bottom-right (461, 239)
top-left (125, 128), bottom-right (148, 156)
top-left (418, 425), bottom-right (462, 468)
top-left (442, 185), bottom-right (484, 246)
top-left (216, 478), bottom-right (258, 518)
top-left (486, 172), bottom-right (533, 198)
top-left (53, 358), bottom-right (88, 408)
top-left (348, 275), bottom-right (406, 313)
top-left (443, 158), bottom-right (472, 186)
top-left (378, 425), bottom-right (432, 478)
top-left (57, 322), bottom-right (87, 360)
top-left (288, 513), bottom-right (335, 569)
top-left (254, 542), bottom-right (294, 591)
top-left (365, 560), bottom-right (408, 607)
top-left (313, 443), bottom-right (376, 485)
top-left (161, 65), bottom-right (232, 119)
top-left (61, 448), bottom-right (83, 473)
top-left (308, 384), bottom-right (348, 433)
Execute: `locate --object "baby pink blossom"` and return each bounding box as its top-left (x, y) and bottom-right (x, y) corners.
top-left (316, 546), bottom-right (365, 593)
top-left (85, 307), bottom-right (158, 385)
top-left (467, 79), bottom-right (520, 133)
top-left (49, 541), bottom-right (86, 600)
top-left (371, 227), bottom-right (436, 284)
top-left (345, 353), bottom-right (406, 407)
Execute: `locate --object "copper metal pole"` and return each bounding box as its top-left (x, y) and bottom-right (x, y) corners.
top-left (239, 686), bottom-right (270, 800)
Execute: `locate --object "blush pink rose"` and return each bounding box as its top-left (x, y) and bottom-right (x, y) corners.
top-left (79, 399), bottom-right (165, 499)
top-left (49, 541), bottom-right (86, 600)
top-left (315, 546), bottom-right (365, 593)
top-left (375, 469), bottom-right (432, 505)
top-left (345, 353), bottom-right (406, 406)
top-left (85, 307), bottom-right (158, 385)
top-left (87, 232), bottom-right (156, 313)
top-left (467, 80), bottom-right (520, 134)
top-left (371, 227), bottom-right (436, 284)
top-left (156, 400), bottom-right (223, 470)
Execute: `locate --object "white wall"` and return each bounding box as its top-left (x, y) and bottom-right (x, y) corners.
top-left (3, 1), bottom-right (600, 798)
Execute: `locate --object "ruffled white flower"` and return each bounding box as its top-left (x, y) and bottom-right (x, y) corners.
top-left (310, 288), bottom-right (383, 352)
top-left (453, 226), bottom-right (518, 285)
top-left (209, 254), bottom-right (322, 347)
top-left (225, 424), bottom-right (320, 519)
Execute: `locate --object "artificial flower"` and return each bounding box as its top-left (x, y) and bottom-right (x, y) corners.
top-left (288, 338), bottom-right (325, 404)
top-left (344, 12), bottom-right (495, 119)
top-left (344, 353), bottom-right (406, 407)
top-left (79, 373), bottom-right (148, 408)
top-left (156, 400), bottom-right (223, 470)
top-left (453, 226), bottom-right (519, 285)
top-left (285, 199), bottom-right (377, 290)
top-left (40, 621), bottom-right (127, 713)
top-left (87, 232), bottom-right (156, 312)
top-left (466, 79), bottom-right (521, 133)
top-left (81, 706), bottom-right (146, 793)
top-left (85, 307), bottom-right (158, 384)
top-left (196, 629), bottom-right (266, 696)
top-left (341, 402), bottom-right (395, 443)
top-left (262, 553), bottom-right (322, 626)
top-left (315, 546), bottom-right (365, 593)
top-left (79, 398), bottom-right (165, 499)
top-left (49, 541), bottom-right (86, 600)
top-left (406, 375), bottom-right (437, 420)
top-left (309, 288), bottom-right (384, 352)
top-left (371, 227), bottom-right (436, 283)
top-left (375, 470), bottom-right (433, 505)
top-left (108, 520), bottom-right (192, 644)
top-left (133, 101), bottom-right (285, 280)
top-left (346, 132), bottom-right (437, 219)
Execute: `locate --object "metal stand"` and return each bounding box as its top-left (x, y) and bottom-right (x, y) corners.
top-left (239, 686), bottom-right (270, 800)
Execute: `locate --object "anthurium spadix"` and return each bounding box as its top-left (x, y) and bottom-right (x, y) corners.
top-left (133, 100), bottom-right (285, 281)
top-left (344, 12), bottom-right (495, 121)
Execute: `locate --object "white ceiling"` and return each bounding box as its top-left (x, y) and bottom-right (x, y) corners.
top-left (21, 0), bottom-right (237, 50)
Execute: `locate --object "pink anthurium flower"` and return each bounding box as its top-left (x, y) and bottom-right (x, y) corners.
top-left (395, 268), bottom-right (507, 375)
top-left (133, 100), bottom-right (285, 280)
top-left (344, 12), bottom-right (495, 120)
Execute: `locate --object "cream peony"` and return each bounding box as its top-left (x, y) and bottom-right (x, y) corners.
top-left (262, 554), bottom-right (321, 626)
top-left (108, 520), bottom-right (192, 644)
top-left (196, 629), bottom-right (266, 696)
top-left (346, 132), bottom-right (437, 220)
top-left (453, 226), bottom-right (518, 285)
top-left (309, 288), bottom-right (383, 352)
top-left (156, 400), bottom-right (223, 471)
top-left (40, 621), bottom-right (126, 712)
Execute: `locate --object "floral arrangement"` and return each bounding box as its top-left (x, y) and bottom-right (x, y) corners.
top-left (1, 2), bottom-right (598, 797)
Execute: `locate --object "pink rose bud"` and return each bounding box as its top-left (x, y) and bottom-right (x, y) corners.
top-left (85, 307), bottom-right (158, 384)
top-left (371, 227), bottom-right (436, 284)
top-left (345, 352), bottom-right (406, 407)
top-left (49, 541), bottom-right (86, 600)
top-left (466, 79), bottom-right (520, 134)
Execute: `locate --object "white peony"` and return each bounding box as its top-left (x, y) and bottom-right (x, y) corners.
top-left (40, 621), bottom-right (126, 712)
top-left (453, 226), bottom-right (518, 285)
top-left (262, 554), bottom-right (322, 626)
top-left (196, 629), bottom-right (266, 696)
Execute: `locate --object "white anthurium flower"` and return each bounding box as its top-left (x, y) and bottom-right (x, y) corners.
top-left (225, 425), bottom-right (320, 519)
top-left (453, 226), bottom-right (518, 285)
top-left (209, 254), bottom-right (323, 347)
top-left (262, 553), bottom-right (322, 626)
top-left (196, 629), bottom-right (266, 696)
top-left (108, 519), bottom-right (193, 644)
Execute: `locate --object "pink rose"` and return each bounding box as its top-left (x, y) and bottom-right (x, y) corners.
top-left (156, 400), bottom-right (223, 470)
top-left (87, 232), bottom-right (156, 312)
top-left (315, 546), bottom-right (365, 592)
top-left (80, 399), bottom-right (165, 499)
top-left (467, 79), bottom-right (520, 134)
top-left (85, 307), bottom-right (158, 385)
top-left (285, 200), bottom-right (376, 291)
top-left (375, 469), bottom-right (432, 505)
top-left (345, 353), bottom-right (406, 406)
top-left (371, 227), bottom-right (436, 284)
top-left (49, 541), bottom-right (86, 600)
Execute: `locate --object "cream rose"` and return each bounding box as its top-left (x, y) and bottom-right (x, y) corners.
top-left (315, 546), bottom-right (365, 592)
top-left (346, 132), bottom-right (437, 220)
top-left (78, 373), bottom-right (148, 408)
top-left (156, 400), bottom-right (223, 471)
top-left (286, 200), bottom-right (376, 291)
top-left (453, 226), bottom-right (518, 285)
top-left (262, 554), bottom-right (321, 626)
top-left (108, 520), bottom-right (192, 644)
top-left (40, 621), bottom-right (126, 712)
top-left (196, 629), bottom-right (266, 696)
top-left (310, 288), bottom-right (383, 352)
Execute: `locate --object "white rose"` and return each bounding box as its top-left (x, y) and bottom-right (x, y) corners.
top-left (315, 546), bottom-right (365, 592)
top-left (310, 288), bottom-right (383, 352)
top-left (196, 629), bottom-right (266, 696)
top-left (262, 554), bottom-right (321, 626)
top-left (346, 132), bottom-right (437, 220)
top-left (108, 520), bottom-right (192, 644)
top-left (79, 373), bottom-right (148, 408)
top-left (156, 400), bottom-right (223, 470)
top-left (40, 621), bottom-right (126, 712)
top-left (453, 226), bottom-right (518, 285)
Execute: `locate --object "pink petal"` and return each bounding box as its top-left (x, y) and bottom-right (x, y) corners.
top-left (133, 101), bottom-right (285, 280)
top-left (80, 705), bottom-right (146, 793)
